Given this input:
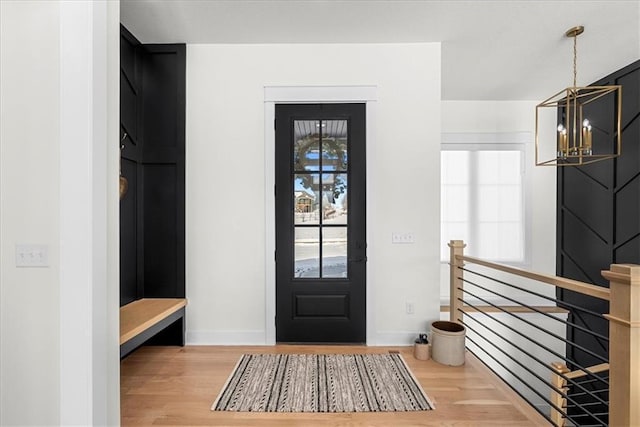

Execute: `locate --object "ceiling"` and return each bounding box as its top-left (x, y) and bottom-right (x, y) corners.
top-left (121, 0), bottom-right (640, 101)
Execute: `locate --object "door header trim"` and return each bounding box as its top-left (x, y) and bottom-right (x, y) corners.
top-left (264, 85), bottom-right (377, 345)
top-left (265, 86), bottom-right (377, 103)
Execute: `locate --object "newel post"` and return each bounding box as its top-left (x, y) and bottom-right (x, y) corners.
top-left (449, 240), bottom-right (466, 323)
top-left (550, 362), bottom-right (569, 427)
top-left (602, 264), bottom-right (640, 427)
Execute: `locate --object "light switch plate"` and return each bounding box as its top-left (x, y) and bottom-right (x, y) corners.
top-left (392, 233), bottom-right (415, 244)
top-left (16, 244), bottom-right (49, 267)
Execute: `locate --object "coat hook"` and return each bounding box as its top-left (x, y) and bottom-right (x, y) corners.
top-left (120, 132), bottom-right (129, 200)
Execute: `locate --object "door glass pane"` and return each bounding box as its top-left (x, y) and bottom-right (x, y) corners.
top-left (292, 118), bottom-right (351, 279)
top-left (294, 120), bottom-right (320, 171)
top-left (322, 227), bottom-right (347, 278)
top-left (295, 227), bottom-right (319, 278)
top-left (294, 174), bottom-right (319, 225)
top-left (321, 173), bottom-right (348, 224)
top-left (322, 120), bottom-right (348, 172)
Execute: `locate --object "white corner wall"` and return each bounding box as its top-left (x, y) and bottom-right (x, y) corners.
top-left (186, 43), bottom-right (441, 345)
top-left (1, 2), bottom-right (61, 424)
top-left (440, 100), bottom-right (557, 299)
top-left (440, 100), bottom-right (560, 416)
top-left (1, 1), bottom-right (120, 425)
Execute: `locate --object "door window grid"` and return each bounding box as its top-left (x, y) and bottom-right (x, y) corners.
top-left (293, 119), bottom-right (349, 278)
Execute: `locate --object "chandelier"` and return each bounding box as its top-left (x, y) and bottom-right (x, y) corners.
top-left (535, 26), bottom-right (622, 166)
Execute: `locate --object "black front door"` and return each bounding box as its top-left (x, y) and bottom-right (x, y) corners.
top-left (275, 103), bottom-right (366, 343)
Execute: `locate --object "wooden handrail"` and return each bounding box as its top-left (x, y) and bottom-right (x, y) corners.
top-left (550, 362), bottom-right (610, 426)
top-left (448, 241), bottom-right (639, 427)
top-left (564, 363), bottom-right (609, 379)
top-left (457, 254), bottom-right (611, 301)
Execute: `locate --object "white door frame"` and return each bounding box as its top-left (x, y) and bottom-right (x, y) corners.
top-left (264, 86), bottom-right (377, 345)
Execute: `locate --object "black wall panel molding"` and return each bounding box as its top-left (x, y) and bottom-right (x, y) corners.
top-left (556, 59), bottom-right (640, 422)
top-left (120, 24), bottom-right (186, 306)
top-left (558, 59), bottom-right (640, 287)
top-left (140, 44), bottom-right (186, 299)
top-left (120, 25), bottom-right (142, 306)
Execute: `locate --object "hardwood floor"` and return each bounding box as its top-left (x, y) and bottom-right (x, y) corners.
top-left (121, 345), bottom-right (548, 426)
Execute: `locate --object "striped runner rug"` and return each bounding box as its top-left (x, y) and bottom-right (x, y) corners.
top-left (211, 353), bottom-right (434, 412)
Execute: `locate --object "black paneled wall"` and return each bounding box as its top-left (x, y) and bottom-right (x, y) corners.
top-left (120, 26), bottom-right (142, 306)
top-left (120, 25), bottom-right (185, 306)
top-left (557, 60), bottom-right (640, 423)
top-left (140, 45), bottom-right (186, 299)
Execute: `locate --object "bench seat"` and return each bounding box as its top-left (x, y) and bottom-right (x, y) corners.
top-left (120, 298), bottom-right (187, 358)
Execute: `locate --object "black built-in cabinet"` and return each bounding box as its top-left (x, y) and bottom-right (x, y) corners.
top-left (120, 25), bottom-right (185, 309)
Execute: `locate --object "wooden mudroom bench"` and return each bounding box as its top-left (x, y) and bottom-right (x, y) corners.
top-left (120, 298), bottom-right (187, 359)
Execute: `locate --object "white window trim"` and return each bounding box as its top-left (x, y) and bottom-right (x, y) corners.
top-left (441, 132), bottom-right (533, 268)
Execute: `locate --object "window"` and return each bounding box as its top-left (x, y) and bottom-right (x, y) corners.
top-left (441, 133), bottom-right (531, 264)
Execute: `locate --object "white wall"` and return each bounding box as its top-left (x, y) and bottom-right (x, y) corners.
top-left (460, 311), bottom-right (567, 415)
top-left (1, 2), bottom-right (61, 424)
top-left (0, 1), bottom-right (120, 425)
top-left (440, 100), bottom-right (561, 417)
top-left (440, 100), bottom-right (557, 299)
top-left (186, 43), bottom-right (441, 345)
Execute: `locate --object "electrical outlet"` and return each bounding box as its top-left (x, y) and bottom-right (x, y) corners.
top-left (406, 302), bottom-right (414, 314)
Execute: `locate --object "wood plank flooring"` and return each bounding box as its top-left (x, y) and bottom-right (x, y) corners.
top-left (121, 345), bottom-right (549, 426)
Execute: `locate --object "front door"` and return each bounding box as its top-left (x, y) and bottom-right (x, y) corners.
top-left (275, 103), bottom-right (366, 343)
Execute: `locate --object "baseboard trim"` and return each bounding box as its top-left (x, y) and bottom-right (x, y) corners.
top-left (187, 330), bottom-right (420, 346)
top-left (186, 330), bottom-right (266, 345)
top-left (372, 332), bottom-right (417, 346)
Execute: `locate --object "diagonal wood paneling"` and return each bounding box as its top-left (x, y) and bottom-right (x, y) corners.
top-left (615, 233), bottom-right (640, 264)
top-left (562, 168), bottom-right (611, 243)
top-left (557, 61), bottom-right (640, 412)
top-left (619, 68), bottom-right (640, 129)
top-left (558, 60), bottom-right (640, 288)
top-left (614, 69), bottom-right (640, 267)
top-left (616, 116), bottom-right (640, 186)
top-left (560, 210), bottom-right (611, 286)
top-left (615, 174), bottom-right (640, 247)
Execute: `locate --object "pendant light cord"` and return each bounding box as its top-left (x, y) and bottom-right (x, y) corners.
top-left (573, 33), bottom-right (578, 87)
